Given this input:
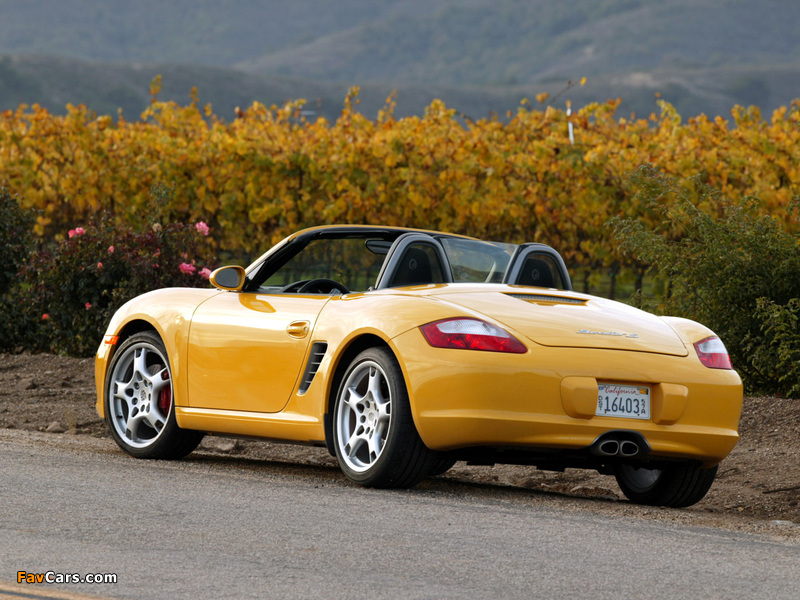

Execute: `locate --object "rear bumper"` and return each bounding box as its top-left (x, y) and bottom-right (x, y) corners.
top-left (392, 329), bottom-right (743, 467)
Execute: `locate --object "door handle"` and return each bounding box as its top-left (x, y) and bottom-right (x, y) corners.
top-left (286, 320), bottom-right (310, 338)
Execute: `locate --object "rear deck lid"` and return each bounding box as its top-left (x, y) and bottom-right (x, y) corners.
top-left (429, 287), bottom-right (688, 356)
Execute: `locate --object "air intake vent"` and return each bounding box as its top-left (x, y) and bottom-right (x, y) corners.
top-left (299, 342), bottom-right (328, 395)
top-left (505, 293), bottom-right (586, 305)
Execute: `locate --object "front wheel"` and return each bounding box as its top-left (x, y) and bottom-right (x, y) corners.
top-left (614, 462), bottom-right (718, 507)
top-left (104, 331), bottom-right (204, 459)
top-left (333, 347), bottom-right (435, 488)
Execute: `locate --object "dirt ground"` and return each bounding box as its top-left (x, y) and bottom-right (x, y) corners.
top-left (2, 352), bottom-right (798, 532)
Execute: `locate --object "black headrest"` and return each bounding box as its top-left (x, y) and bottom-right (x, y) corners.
top-left (390, 247), bottom-right (434, 287)
top-left (518, 257), bottom-right (554, 288)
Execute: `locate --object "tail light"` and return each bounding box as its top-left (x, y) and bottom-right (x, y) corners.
top-left (694, 336), bottom-right (733, 369)
top-left (420, 318), bottom-right (527, 354)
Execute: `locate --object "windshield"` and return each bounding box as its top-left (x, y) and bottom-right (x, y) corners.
top-left (259, 236), bottom-right (388, 293)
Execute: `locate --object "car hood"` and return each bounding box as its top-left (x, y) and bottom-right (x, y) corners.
top-left (419, 285), bottom-right (689, 356)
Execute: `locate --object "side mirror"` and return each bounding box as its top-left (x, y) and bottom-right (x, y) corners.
top-left (210, 266), bottom-right (246, 291)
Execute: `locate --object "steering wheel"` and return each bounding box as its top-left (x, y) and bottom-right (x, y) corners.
top-left (296, 278), bottom-right (350, 295)
top-left (279, 280), bottom-right (310, 293)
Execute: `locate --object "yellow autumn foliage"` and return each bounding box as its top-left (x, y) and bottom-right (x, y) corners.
top-left (1, 90), bottom-right (798, 276)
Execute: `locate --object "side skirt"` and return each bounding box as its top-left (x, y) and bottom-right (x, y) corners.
top-left (175, 406), bottom-right (325, 444)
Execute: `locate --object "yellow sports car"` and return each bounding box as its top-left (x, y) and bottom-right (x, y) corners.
top-left (95, 225), bottom-right (742, 507)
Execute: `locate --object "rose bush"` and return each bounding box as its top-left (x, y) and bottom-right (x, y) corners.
top-left (2, 185), bottom-right (217, 356)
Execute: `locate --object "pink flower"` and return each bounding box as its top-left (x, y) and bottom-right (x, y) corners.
top-left (85, 302), bottom-right (92, 310)
top-left (195, 221), bottom-right (210, 236)
top-left (68, 227), bottom-right (85, 238)
top-left (97, 262), bottom-right (103, 269)
top-left (42, 313), bottom-right (49, 320)
top-left (179, 262), bottom-right (197, 275)
top-left (198, 267), bottom-right (212, 280)
top-left (108, 245), bottom-right (115, 253)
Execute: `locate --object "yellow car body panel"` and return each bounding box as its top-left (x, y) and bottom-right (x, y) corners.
top-left (173, 290), bottom-right (460, 442)
top-left (185, 292), bottom-right (332, 413)
top-left (391, 327), bottom-right (741, 467)
top-left (438, 287), bottom-right (689, 355)
top-left (95, 287), bottom-right (220, 417)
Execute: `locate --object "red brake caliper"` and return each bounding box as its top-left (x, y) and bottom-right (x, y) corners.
top-left (158, 370), bottom-right (172, 415)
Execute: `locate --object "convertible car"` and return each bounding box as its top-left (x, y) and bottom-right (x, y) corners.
top-left (95, 225), bottom-right (743, 507)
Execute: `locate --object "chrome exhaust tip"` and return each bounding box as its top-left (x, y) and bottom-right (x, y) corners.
top-left (597, 440), bottom-right (620, 456)
top-left (619, 440), bottom-right (640, 457)
top-left (589, 431), bottom-right (651, 459)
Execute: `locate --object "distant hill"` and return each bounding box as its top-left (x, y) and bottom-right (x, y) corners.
top-left (0, 0), bottom-right (400, 66)
top-left (0, 0), bottom-right (798, 119)
top-left (0, 54), bottom-right (547, 122)
top-left (236, 0), bottom-right (800, 86)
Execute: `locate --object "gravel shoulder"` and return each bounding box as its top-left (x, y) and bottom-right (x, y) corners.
top-left (2, 352), bottom-right (798, 537)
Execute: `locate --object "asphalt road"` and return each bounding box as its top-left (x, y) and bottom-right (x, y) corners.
top-left (2, 431), bottom-right (799, 600)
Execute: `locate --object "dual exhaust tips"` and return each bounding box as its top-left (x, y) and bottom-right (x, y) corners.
top-left (590, 431), bottom-right (651, 459)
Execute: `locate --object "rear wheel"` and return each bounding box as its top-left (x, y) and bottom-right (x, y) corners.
top-left (429, 456), bottom-right (457, 477)
top-left (614, 462), bottom-right (718, 507)
top-left (333, 347), bottom-right (435, 488)
top-left (105, 331), bottom-right (204, 459)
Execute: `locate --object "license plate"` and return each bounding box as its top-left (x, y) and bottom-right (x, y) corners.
top-left (596, 383), bottom-right (651, 420)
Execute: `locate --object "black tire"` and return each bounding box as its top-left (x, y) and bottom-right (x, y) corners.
top-left (429, 456), bottom-right (458, 477)
top-left (332, 347), bottom-right (436, 488)
top-left (104, 331), bottom-right (204, 459)
top-left (614, 462), bottom-right (719, 508)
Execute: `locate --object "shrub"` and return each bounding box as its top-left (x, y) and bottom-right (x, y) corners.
top-left (0, 188), bottom-right (37, 352)
top-left (750, 298), bottom-right (800, 398)
top-left (0, 188), bottom-right (35, 295)
top-left (20, 195), bottom-right (216, 357)
top-left (612, 165), bottom-right (800, 395)
top-left (0, 292), bottom-right (40, 352)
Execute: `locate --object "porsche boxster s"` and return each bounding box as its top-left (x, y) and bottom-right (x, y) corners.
top-left (95, 225), bottom-right (743, 507)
